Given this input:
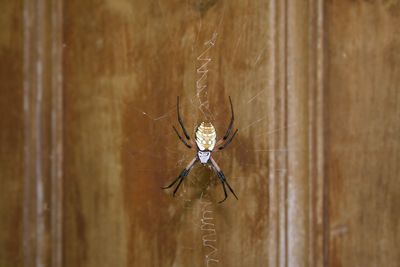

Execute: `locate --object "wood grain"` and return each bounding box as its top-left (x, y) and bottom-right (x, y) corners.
top-left (2, 0), bottom-right (400, 266)
top-left (62, 0), bottom-right (273, 266)
top-left (326, 1), bottom-right (400, 266)
top-left (22, 0), bottom-right (63, 266)
top-left (0, 1), bottom-right (24, 266)
top-left (267, 1), bottom-right (326, 266)
top-left (61, 0), bottom-right (328, 266)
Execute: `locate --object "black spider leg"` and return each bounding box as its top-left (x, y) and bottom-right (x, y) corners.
top-left (218, 129), bottom-right (238, 150)
top-left (172, 126), bottom-right (192, 149)
top-left (161, 157), bottom-right (197, 197)
top-left (210, 157), bottom-right (238, 203)
top-left (221, 96), bottom-right (235, 140)
top-left (216, 96), bottom-right (238, 150)
top-left (177, 96), bottom-right (191, 140)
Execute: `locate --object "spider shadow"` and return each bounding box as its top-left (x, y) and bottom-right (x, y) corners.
top-left (173, 164), bottom-right (221, 203)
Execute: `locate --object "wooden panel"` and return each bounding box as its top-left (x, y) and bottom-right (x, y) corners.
top-left (326, 1), bottom-right (400, 266)
top-left (61, 0), bottom-right (271, 266)
top-left (286, 1), bottom-right (326, 266)
top-left (0, 1), bottom-right (24, 266)
top-left (62, 0), bottom-right (325, 267)
top-left (16, 0), bottom-right (400, 266)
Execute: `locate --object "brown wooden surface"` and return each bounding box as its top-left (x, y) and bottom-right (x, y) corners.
top-left (1, 0), bottom-right (400, 267)
top-left (0, 1), bottom-right (24, 266)
top-left (326, 1), bottom-right (400, 266)
top-left (62, 1), bottom-right (273, 266)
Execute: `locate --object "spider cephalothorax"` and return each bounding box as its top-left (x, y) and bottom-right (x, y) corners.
top-left (162, 96), bottom-right (239, 203)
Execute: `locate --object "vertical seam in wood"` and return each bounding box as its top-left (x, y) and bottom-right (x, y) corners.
top-left (271, 0), bottom-right (289, 265)
top-left (23, 0), bottom-right (33, 264)
top-left (274, 0), bottom-right (289, 265)
top-left (308, 0), bottom-right (326, 266)
top-left (268, 0), bottom-right (275, 266)
top-left (318, 0), bottom-right (329, 266)
top-left (311, 0), bottom-right (316, 266)
top-left (283, 0), bottom-right (289, 266)
top-left (51, 0), bottom-right (63, 266)
top-left (36, 1), bottom-right (46, 266)
top-left (309, 1), bottom-right (316, 266)
top-left (268, 0), bottom-right (279, 265)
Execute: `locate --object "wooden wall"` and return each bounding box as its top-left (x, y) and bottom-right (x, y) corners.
top-left (0, 1), bottom-right (24, 266)
top-left (0, 0), bottom-right (399, 267)
top-left (326, 1), bottom-right (400, 266)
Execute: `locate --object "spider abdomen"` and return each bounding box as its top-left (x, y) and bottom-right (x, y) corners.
top-left (195, 122), bottom-right (216, 151)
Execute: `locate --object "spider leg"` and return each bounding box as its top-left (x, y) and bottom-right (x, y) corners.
top-left (172, 126), bottom-right (192, 149)
top-left (220, 96), bottom-right (235, 141)
top-left (160, 169), bottom-right (187, 189)
top-left (215, 96), bottom-right (237, 148)
top-left (173, 174), bottom-right (186, 196)
top-left (210, 157), bottom-right (238, 203)
top-left (217, 177), bottom-right (228, 203)
top-left (218, 129), bottom-right (238, 150)
top-left (221, 175), bottom-right (238, 200)
top-left (161, 157), bottom-right (197, 197)
top-left (177, 96), bottom-right (191, 140)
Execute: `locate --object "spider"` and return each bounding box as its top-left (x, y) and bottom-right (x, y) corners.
top-left (161, 96), bottom-right (239, 203)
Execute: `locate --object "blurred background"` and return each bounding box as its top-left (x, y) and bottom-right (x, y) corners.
top-left (1, 0), bottom-right (399, 266)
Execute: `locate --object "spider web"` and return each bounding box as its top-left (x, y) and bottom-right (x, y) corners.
top-left (92, 2), bottom-right (306, 266)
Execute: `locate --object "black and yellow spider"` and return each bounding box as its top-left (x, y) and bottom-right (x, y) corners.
top-left (162, 96), bottom-right (239, 203)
